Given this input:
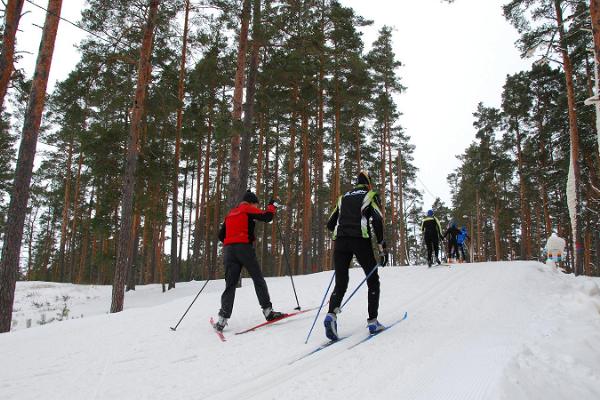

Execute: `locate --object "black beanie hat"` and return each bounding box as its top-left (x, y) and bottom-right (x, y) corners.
top-left (242, 190), bottom-right (259, 204)
top-left (357, 171), bottom-right (372, 187)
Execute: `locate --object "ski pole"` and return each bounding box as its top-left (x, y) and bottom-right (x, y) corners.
top-left (305, 270), bottom-right (336, 344)
top-left (169, 279), bottom-right (210, 331)
top-left (275, 217), bottom-right (301, 310)
top-left (339, 263), bottom-right (380, 311)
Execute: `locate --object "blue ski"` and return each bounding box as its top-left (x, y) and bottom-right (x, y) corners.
top-left (347, 311), bottom-right (408, 349)
top-left (289, 336), bottom-right (348, 365)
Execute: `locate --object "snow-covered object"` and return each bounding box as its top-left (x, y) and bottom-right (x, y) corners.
top-left (544, 233), bottom-right (566, 263)
top-left (2, 262), bottom-right (600, 400)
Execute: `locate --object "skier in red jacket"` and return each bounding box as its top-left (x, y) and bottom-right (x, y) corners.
top-left (214, 190), bottom-right (284, 332)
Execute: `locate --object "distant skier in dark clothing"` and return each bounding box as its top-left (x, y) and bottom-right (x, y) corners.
top-left (444, 223), bottom-right (461, 263)
top-left (324, 171), bottom-right (388, 341)
top-left (421, 210), bottom-right (443, 267)
top-left (457, 226), bottom-right (470, 262)
top-left (214, 190), bottom-right (284, 332)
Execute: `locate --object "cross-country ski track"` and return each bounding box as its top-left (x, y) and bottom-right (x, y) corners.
top-left (1, 261), bottom-right (599, 400)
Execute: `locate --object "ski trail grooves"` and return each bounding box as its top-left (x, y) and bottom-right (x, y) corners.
top-left (203, 264), bottom-right (478, 400)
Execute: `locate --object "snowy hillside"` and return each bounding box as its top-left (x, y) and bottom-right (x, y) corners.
top-left (1, 261), bottom-right (600, 400)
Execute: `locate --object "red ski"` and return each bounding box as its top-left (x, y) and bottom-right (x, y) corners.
top-left (235, 307), bottom-right (316, 335)
top-left (209, 317), bottom-right (227, 342)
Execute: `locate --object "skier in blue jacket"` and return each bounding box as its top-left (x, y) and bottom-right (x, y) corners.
top-left (456, 226), bottom-right (470, 263)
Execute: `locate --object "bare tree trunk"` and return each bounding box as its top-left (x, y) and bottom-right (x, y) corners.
top-left (590, 0), bottom-right (600, 162)
top-left (169, 0), bottom-right (190, 290)
top-left (301, 111), bottom-right (311, 274)
top-left (476, 189), bottom-right (482, 262)
top-left (69, 152), bottom-right (84, 281)
top-left (386, 121), bottom-right (397, 264)
top-left (493, 199), bottom-right (502, 261)
top-left (111, 0), bottom-right (161, 313)
top-left (227, 0), bottom-right (251, 211)
top-left (178, 160), bottom-right (188, 278)
top-left (239, 0), bottom-right (262, 193)
top-left (284, 87), bottom-right (298, 276)
top-left (0, 0), bottom-right (63, 333)
top-left (58, 138), bottom-right (74, 281)
top-left (0, 0), bottom-right (25, 111)
top-left (396, 150), bottom-right (407, 265)
top-left (554, 0), bottom-right (584, 276)
top-left (515, 123), bottom-right (532, 259)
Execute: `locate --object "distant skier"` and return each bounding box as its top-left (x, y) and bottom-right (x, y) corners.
top-left (421, 210), bottom-right (443, 267)
top-left (444, 223), bottom-right (461, 263)
top-left (544, 232), bottom-right (566, 268)
top-left (456, 226), bottom-right (470, 263)
top-left (213, 190), bottom-right (284, 332)
top-left (323, 171), bottom-right (388, 341)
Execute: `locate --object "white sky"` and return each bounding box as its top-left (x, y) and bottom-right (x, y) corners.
top-left (14, 0), bottom-right (532, 210)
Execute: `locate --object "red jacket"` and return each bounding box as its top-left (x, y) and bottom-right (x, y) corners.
top-left (219, 202), bottom-right (276, 245)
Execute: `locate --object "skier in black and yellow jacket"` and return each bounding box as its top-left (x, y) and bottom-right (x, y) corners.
top-left (421, 209), bottom-right (443, 267)
top-left (323, 171), bottom-right (388, 341)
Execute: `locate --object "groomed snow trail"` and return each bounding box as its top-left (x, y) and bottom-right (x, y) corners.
top-left (1, 261), bottom-right (599, 400)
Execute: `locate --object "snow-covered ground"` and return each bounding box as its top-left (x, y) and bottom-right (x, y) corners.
top-left (1, 261), bottom-right (599, 400)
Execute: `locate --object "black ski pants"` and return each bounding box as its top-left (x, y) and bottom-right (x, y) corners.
top-left (425, 236), bottom-right (440, 264)
top-left (448, 239), bottom-right (459, 259)
top-left (219, 243), bottom-right (272, 319)
top-left (458, 244), bottom-right (467, 262)
top-left (328, 237), bottom-right (380, 320)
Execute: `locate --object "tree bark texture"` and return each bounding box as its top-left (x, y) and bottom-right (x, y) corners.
top-left (554, 0), bottom-right (584, 276)
top-left (0, 0), bottom-right (25, 111)
top-left (226, 0), bottom-right (251, 211)
top-left (0, 0), bottom-right (63, 333)
top-left (169, 0), bottom-right (190, 290)
top-left (111, 0), bottom-right (161, 313)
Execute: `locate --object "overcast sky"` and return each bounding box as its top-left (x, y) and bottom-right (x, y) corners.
top-left (15, 0), bottom-right (532, 213)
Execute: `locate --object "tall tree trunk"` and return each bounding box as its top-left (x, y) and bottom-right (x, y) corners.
top-left (58, 138), bottom-right (74, 281)
top-left (301, 110), bottom-right (311, 274)
top-left (0, 0), bottom-right (25, 111)
top-left (272, 127), bottom-right (280, 275)
top-left (111, 0), bottom-right (161, 313)
top-left (315, 6), bottom-right (326, 270)
top-left (0, 0), bottom-right (63, 333)
top-left (476, 189), bottom-right (482, 262)
top-left (239, 0), bottom-right (262, 193)
top-left (178, 161), bottom-right (189, 278)
top-left (590, 0), bottom-right (600, 163)
top-left (396, 150), bottom-right (407, 265)
top-left (169, 0), bottom-right (190, 290)
top-left (186, 161), bottom-right (195, 273)
top-left (211, 142), bottom-right (225, 280)
top-left (493, 198), bottom-right (502, 261)
top-left (227, 0), bottom-right (251, 211)
top-left (554, 0), bottom-right (584, 276)
top-left (514, 122), bottom-right (532, 259)
top-left (284, 88), bottom-right (298, 276)
top-left (69, 152), bottom-right (84, 281)
top-left (386, 121), bottom-right (397, 264)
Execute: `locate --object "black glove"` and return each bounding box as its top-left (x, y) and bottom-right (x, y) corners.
top-left (269, 197), bottom-right (281, 208)
top-left (378, 240), bottom-right (388, 267)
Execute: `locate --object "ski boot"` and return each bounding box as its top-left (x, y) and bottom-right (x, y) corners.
top-left (263, 307), bottom-right (285, 321)
top-left (323, 312), bottom-right (339, 341)
top-left (214, 316), bottom-right (228, 332)
top-left (367, 318), bottom-right (385, 334)
top-left (436, 258), bottom-right (442, 265)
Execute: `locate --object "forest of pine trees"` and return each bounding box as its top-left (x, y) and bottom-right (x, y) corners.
top-left (0, 0), bottom-right (599, 332)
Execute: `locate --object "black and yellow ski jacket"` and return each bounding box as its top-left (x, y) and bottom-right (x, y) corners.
top-left (326, 184), bottom-right (384, 243)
